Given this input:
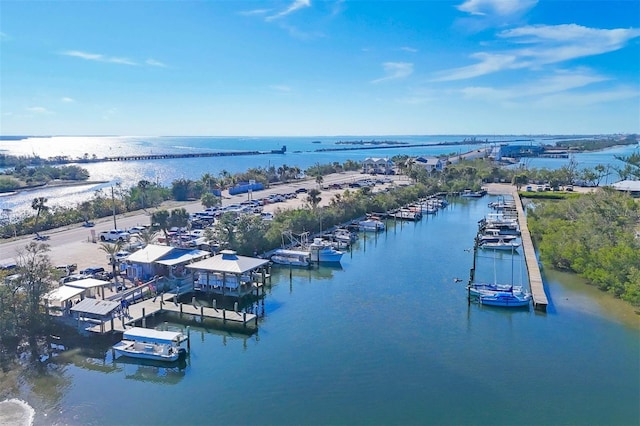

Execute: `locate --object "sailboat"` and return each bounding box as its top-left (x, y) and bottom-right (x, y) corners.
top-left (468, 240), bottom-right (531, 308)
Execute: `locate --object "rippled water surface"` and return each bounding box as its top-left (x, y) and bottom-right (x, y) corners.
top-left (5, 196), bottom-right (638, 426)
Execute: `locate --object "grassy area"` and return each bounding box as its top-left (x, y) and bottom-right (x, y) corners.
top-left (518, 191), bottom-right (583, 200)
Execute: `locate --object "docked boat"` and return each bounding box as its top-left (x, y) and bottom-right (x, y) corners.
top-left (461, 189), bottom-right (487, 198)
top-left (270, 249), bottom-right (311, 267)
top-left (389, 208), bottom-right (422, 221)
top-left (358, 216), bottom-right (385, 232)
top-left (332, 228), bottom-right (358, 243)
top-left (477, 290), bottom-right (532, 307)
top-left (478, 238), bottom-right (521, 251)
top-left (468, 283), bottom-right (525, 298)
top-left (308, 238), bottom-right (344, 263)
top-left (113, 327), bottom-right (187, 362)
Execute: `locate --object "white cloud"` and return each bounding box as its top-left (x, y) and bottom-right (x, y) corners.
top-left (146, 58), bottom-right (167, 67)
top-left (400, 46), bottom-right (418, 53)
top-left (266, 0), bottom-right (311, 21)
top-left (61, 97), bottom-right (75, 103)
top-left (26, 106), bottom-right (53, 114)
top-left (434, 24), bottom-right (640, 81)
top-left (460, 69), bottom-right (609, 100)
top-left (61, 50), bottom-right (137, 66)
top-left (239, 8), bottom-right (271, 16)
top-left (457, 0), bottom-right (538, 17)
top-left (533, 86), bottom-right (639, 108)
top-left (371, 62), bottom-right (414, 84)
top-left (434, 53), bottom-right (516, 81)
top-left (269, 84), bottom-right (292, 93)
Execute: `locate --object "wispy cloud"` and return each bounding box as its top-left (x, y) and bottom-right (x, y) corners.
top-left (269, 84), bottom-right (292, 93)
top-left (61, 50), bottom-right (137, 66)
top-left (146, 58), bottom-right (167, 67)
top-left (434, 24), bottom-right (640, 81)
top-left (372, 62), bottom-right (414, 84)
top-left (434, 52), bottom-right (516, 81)
top-left (266, 0), bottom-right (311, 22)
top-left (457, 0), bottom-right (538, 17)
top-left (239, 8), bottom-right (271, 16)
top-left (0, 32), bottom-right (8, 41)
top-left (459, 68), bottom-right (610, 102)
top-left (61, 97), bottom-right (75, 103)
top-left (400, 46), bottom-right (418, 53)
top-left (26, 106), bottom-right (53, 114)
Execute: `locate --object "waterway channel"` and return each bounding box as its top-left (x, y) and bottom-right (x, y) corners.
top-left (6, 194), bottom-right (640, 425)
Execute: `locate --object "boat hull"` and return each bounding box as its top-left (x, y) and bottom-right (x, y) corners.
top-left (113, 342), bottom-right (182, 362)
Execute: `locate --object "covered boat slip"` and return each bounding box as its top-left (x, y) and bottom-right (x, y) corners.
top-left (187, 250), bottom-right (270, 298)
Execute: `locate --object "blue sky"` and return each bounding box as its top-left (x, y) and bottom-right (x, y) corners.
top-left (1, 0), bottom-right (639, 136)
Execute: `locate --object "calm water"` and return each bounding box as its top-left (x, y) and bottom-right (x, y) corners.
top-left (9, 195), bottom-right (639, 426)
top-left (2, 135), bottom-right (637, 219)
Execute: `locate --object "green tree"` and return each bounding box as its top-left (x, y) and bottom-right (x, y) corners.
top-left (201, 192), bottom-right (221, 209)
top-left (31, 197), bottom-right (49, 233)
top-left (15, 242), bottom-right (54, 358)
top-left (306, 189), bottom-right (322, 210)
top-left (151, 210), bottom-right (170, 241)
top-left (98, 241), bottom-right (123, 287)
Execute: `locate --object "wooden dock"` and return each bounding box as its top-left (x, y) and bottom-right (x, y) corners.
top-left (511, 190), bottom-right (549, 311)
top-left (87, 291), bottom-right (257, 334)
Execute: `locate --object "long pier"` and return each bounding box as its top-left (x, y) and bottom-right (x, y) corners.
top-left (87, 291), bottom-right (257, 334)
top-left (508, 188), bottom-right (549, 311)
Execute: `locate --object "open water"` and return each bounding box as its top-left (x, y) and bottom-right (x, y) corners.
top-left (4, 195), bottom-right (639, 426)
top-left (1, 135), bottom-right (637, 219)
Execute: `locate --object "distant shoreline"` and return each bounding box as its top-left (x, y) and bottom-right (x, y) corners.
top-left (1, 180), bottom-right (109, 195)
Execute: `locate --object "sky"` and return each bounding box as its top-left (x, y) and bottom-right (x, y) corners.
top-left (1, 0), bottom-right (639, 136)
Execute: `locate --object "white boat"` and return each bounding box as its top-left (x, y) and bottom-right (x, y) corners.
top-left (389, 208), bottom-right (422, 221)
top-left (479, 239), bottom-right (521, 251)
top-left (113, 327), bottom-right (187, 362)
top-left (333, 228), bottom-right (358, 243)
top-left (270, 249), bottom-right (311, 267)
top-left (468, 283), bottom-right (525, 298)
top-left (461, 189), bottom-right (487, 198)
top-left (308, 238), bottom-right (344, 263)
top-left (358, 216), bottom-right (385, 232)
top-left (478, 290), bottom-right (532, 307)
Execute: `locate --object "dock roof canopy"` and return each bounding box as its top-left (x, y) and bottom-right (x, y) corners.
top-left (70, 298), bottom-right (120, 316)
top-left (66, 278), bottom-right (110, 290)
top-left (44, 285), bottom-right (85, 303)
top-left (123, 327), bottom-right (185, 344)
top-left (186, 250), bottom-right (269, 274)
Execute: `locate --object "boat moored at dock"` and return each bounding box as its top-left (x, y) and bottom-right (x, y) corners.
top-left (270, 249), bottom-right (311, 267)
top-left (113, 327), bottom-right (188, 362)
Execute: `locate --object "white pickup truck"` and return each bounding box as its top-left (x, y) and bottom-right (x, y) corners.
top-left (99, 229), bottom-right (131, 242)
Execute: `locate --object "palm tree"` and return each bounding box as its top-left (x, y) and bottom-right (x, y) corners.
top-left (306, 189), bottom-right (322, 210)
top-left (201, 173), bottom-right (215, 193)
top-left (136, 228), bottom-right (158, 246)
top-left (31, 197), bottom-right (49, 233)
top-left (137, 180), bottom-right (151, 210)
top-left (151, 209), bottom-right (170, 242)
top-left (98, 241), bottom-right (123, 288)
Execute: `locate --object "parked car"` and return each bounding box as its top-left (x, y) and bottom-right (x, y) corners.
top-left (107, 251), bottom-right (130, 263)
top-left (80, 266), bottom-right (106, 278)
top-left (59, 273), bottom-right (86, 285)
top-left (55, 263), bottom-right (78, 275)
